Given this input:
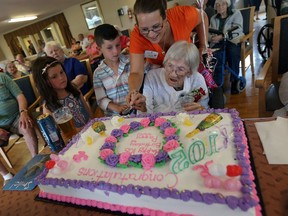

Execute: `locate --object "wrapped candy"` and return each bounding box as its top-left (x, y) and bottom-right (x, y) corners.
top-left (92, 121), bottom-right (106, 136)
top-left (186, 113), bottom-right (222, 138)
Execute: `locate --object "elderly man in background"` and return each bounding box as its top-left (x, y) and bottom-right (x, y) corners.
top-left (44, 41), bottom-right (89, 95)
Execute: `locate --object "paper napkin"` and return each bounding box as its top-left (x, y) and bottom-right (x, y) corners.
top-left (255, 117), bottom-right (288, 164)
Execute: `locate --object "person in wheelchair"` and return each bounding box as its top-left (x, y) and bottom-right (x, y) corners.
top-left (209, 0), bottom-right (244, 94)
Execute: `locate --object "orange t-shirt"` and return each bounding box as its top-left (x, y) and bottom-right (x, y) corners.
top-left (130, 6), bottom-right (199, 65)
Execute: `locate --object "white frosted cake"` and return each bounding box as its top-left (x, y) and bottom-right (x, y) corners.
top-left (36, 109), bottom-right (261, 216)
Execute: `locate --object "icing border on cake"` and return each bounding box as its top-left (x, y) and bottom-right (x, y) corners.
top-left (36, 108), bottom-right (261, 213)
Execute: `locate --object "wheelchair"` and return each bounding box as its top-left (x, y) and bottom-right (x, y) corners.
top-left (257, 0), bottom-right (288, 59)
top-left (208, 26), bottom-right (246, 93)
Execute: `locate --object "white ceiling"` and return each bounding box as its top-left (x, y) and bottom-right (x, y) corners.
top-left (0, 0), bottom-right (86, 35)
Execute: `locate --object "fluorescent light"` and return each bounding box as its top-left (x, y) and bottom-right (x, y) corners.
top-left (8, 16), bottom-right (37, 23)
top-left (87, 6), bottom-right (97, 10)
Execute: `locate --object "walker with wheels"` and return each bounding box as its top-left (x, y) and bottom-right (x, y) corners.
top-left (209, 26), bottom-right (246, 93)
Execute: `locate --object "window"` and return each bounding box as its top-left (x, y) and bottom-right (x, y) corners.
top-left (81, 1), bottom-right (104, 30)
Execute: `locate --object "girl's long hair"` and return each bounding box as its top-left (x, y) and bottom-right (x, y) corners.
top-left (32, 56), bottom-right (80, 111)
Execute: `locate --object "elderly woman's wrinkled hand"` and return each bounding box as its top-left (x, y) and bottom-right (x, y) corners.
top-left (128, 91), bottom-right (147, 112)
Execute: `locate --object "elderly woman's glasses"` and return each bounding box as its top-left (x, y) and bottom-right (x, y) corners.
top-left (165, 63), bottom-right (188, 76)
top-left (41, 60), bottom-right (59, 75)
top-left (139, 22), bottom-right (164, 35)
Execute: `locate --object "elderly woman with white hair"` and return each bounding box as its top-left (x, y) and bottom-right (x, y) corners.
top-left (209, 0), bottom-right (244, 94)
top-left (130, 40), bottom-right (209, 113)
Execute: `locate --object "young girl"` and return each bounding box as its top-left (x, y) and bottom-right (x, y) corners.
top-left (32, 56), bottom-right (92, 130)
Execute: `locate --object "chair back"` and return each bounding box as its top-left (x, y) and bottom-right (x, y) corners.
top-left (239, 6), bottom-right (255, 36)
top-left (273, 13), bottom-right (288, 81)
top-left (80, 58), bottom-right (93, 87)
top-left (13, 74), bottom-right (39, 107)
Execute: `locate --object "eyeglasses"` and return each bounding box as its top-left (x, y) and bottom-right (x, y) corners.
top-left (139, 22), bottom-right (164, 35)
top-left (41, 60), bottom-right (59, 75)
top-left (165, 62), bottom-right (189, 76)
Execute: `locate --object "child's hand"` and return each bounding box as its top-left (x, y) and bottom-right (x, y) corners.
top-left (118, 104), bottom-right (130, 114)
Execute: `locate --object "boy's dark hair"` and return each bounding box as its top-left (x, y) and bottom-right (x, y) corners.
top-left (94, 24), bottom-right (119, 47)
top-left (32, 56), bottom-right (79, 111)
top-left (133, 0), bottom-right (167, 24)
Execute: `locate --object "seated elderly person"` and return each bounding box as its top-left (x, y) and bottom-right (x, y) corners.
top-left (5, 61), bottom-right (26, 79)
top-left (129, 41), bottom-right (209, 113)
top-left (0, 73), bottom-right (38, 157)
top-left (44, 41), bottom-right (89, 95)
top-left (209, 0), bottom-right (244, 94)
top-left (14, 54), bottom-right (32, 74)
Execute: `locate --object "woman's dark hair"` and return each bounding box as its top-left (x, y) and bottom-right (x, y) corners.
top-left (133, 0), bottom-right (167, 24)
top-left (32, 56), bottom-right (80, 111)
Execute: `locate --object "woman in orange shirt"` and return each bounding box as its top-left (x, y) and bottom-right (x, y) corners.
top-left (127, 0), bottom-right (209, 105)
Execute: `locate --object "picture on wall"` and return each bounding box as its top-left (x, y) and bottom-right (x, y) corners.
top-left (81, 1), bottom-right (104, 30)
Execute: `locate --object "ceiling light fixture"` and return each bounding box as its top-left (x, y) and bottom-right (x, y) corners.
top-left (8, 16), bottom-right (38, 23)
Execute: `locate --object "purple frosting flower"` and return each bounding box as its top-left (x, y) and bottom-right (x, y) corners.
top-left (100, 142), bottom-right (116, 150)
top-left (160, 122), bottom-right (173, 131)
top-left (155, 151), bottom-right (168, 163)
top-left (130, 121), bottom-right (142, 130)
top-left (214, 193), bottom-right (226, 204)
top-left (129, 154), bottom-right (142, 163)
top-left (191, 190), bottom-right (203, 202)
top-left (170, 189), bottom-right (180, 199)
top-left (117, 185), bottom-right (126, 195)
top-left (126, 184), bottom-right (134, 193)
top-left (180, 190), bottom-right (191, 201)
top-left (143, 186), bottom-right (151, 195)
top-left (111, 129), bottom-right (123, 138)
top-left (151, 188), bottom-right (160, 198)
top-left (165, 135), bottom-right (179, 142)
top-left (159, 188), bottom-right (170, 198)
top-left (202, 193), bottom-right (215, 205)
top-left (105, 154), bottom-right (119, 167)
top-left (226, 196), bottom-right (239, 209)
top-left (149, 114), bottom-right (161, 122)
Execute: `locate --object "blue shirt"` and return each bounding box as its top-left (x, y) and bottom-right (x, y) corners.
top-left (63, 58), bottom-right (89, 95)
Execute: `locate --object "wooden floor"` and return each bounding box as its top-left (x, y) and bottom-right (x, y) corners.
top-left (0, 13), bottom-right (268, 187)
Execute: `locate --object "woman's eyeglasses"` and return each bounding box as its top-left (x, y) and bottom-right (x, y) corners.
top-left (41, 60), bottom-right (59, 75)
top-left (139, 22), bottom-right (164, 35)
top-left (165, 63), bottom-right (189, 76)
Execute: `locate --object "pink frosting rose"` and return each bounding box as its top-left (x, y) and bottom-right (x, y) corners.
top-left (100, 149), bottom-right (114, 160)
top-left (120, 124), bottom-right (131, 134)
top-left (141, 153), bottom-right (155, 170)
top-left (163, 140), bottom-right (180, 152)
top-left (155, 117), bottom-right (167, 127)
top-left (119, 152), bottom-right (131, 164)
top-left (57, 160), bottom-right (69, 170)
top-left (105, 136), bottom-right (117, 143)
top-left (140, 118), bottom-right (150, 128)
top-left (164, 127), bottom-right (177, 137)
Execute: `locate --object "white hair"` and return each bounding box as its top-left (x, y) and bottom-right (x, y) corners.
top-left (163, 41), bottom-right (200, 75)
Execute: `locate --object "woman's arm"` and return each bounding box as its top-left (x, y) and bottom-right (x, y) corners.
top-left (128, 53), bottom-right (145, 91)
top-left (194, 8), bottom-right (209, 52)
top-left (127, 53), bottom-right (146, 105)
